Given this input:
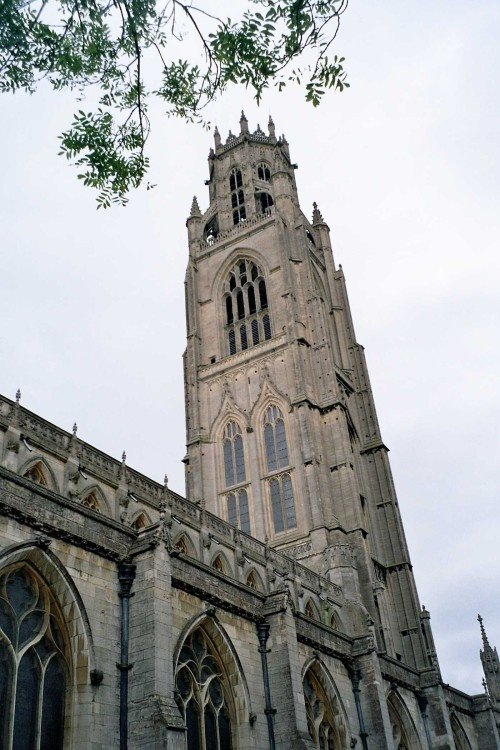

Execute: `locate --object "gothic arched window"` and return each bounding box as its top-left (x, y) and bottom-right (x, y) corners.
top-left (81, 490), bottom-right (100, 512)
top-left (303, 669), bottom-right (346, 750)
top-left (175, 629), bottom-right (233, 750)
top-left (263, 406), bottom-right (297, 534)
top-left (222, 422), bottom-right (251, 534)
top-left (23, 462), bottom-right (48, 487)
top-left (223, 421), bottom-right (245, 487)
top-left (230, 168), bottom-right (245, 225)
top-left (256, 191), bottom-right (274, 214)
top-left (223, 259), bottom-right (272, 356)
top-left (131, 513), bottom-right (147, 530)
top-left (226, 489), bottom-right (250, 534)
top-left (0, 565), bottom-right (69, 750)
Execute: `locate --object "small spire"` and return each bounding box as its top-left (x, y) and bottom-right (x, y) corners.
top-left (163, 474), bottom-right (169, 489)
top-left (190, 196), bottom-right (201, 217)
top-left (15, 388), bottom-right (21, 403)
top-left (214, 126), bottom-right (221, 147)
top-left (72, 422), bottom-right (78, 436)
top-left (268, 115), bottom-right (275, 138)
top-left (122, 450), bottom-right (127, 463)
top-left (239, 110), bottom-right (249, 135)
top-left (478, 614), bottom-right (490, 648)
top-left (312, 201), bottom-right (324, 224)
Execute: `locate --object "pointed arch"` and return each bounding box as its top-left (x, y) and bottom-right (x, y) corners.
top-left (0, 541), bottom-right (97, 748)
top-left (173, 532), bottom-right (198, 559)
top-left (304, 598), bottom-right (321, 621)
top-left (209, 387), bottom-right (249, 441)
top-left (20, 456), bottom-right (59, 493)
top-left (80, 485), bottom-right (110, 516)
top-left (244, 568), bottom-right (265, 592)
top-left (450, 713), bottom-right (473, 750)
top-left (210, 552), bottom-right (231, 576)
top-left (387, 690), bottom-right (423, 750)
top-left (130, 510), bottom-right (152, 531)
top-left (301, 658), bottom-right (351, 749)
top-left (173, 612), bottom-right (252, 730)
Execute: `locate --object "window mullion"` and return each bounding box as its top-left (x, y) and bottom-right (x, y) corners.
top-left (35, 657), bottom-right (46, 750)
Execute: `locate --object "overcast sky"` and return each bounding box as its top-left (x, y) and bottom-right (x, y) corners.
top-left (1, 0), bottom-right (499, 693)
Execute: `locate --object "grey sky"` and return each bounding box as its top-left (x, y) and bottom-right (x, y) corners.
top-left (1, 0), bottom-right (499, 692)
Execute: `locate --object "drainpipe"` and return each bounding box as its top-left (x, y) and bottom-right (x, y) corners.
top-left (349, 666), bottom-right (369, 750)
top-left (256, 620), bottom-right (276, 750)
top-left (117, 560), bottom-right (136, 750)
top-left (416, 692), bottom-right (433, 749)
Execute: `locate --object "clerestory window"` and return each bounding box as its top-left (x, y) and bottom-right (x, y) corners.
top-left (263, 406), bottom-right (297, 534)
top-left (223, 259), bottom-right (272, 356)
top-left (304, 669), bottom-right (342, 750)
top-left (0, 565), bottom-right (69, 750)
top-left (229, 168), bottom-right (246, 225)
top-left (175, 629), bottom-right (233, 750)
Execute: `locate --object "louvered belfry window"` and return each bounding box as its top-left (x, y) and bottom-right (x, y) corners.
top-left (223, 259), bottom-right (271, 356)
top-left (263, 406), bottom-right (297, 533)
top-left (230, 168), bottom-right (246, 225)
top-left (175, 630), bottom-right (233, 750)
top-left (0, 565), bottom-right (69, 750)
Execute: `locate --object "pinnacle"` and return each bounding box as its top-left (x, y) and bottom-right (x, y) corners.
top-left (190, 196), bottom-right (201, 217)
top-left (312, 201), bottom-right (324, 224)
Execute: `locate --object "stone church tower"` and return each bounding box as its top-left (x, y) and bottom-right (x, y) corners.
top-left (184, 112), bottom-right (430, 671)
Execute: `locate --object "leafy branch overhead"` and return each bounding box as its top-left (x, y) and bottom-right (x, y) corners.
top-left (0, 0), bottom-right (349, 206)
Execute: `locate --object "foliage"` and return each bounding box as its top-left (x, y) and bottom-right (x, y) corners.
top-left (0, 0), bottom-right (349, 205)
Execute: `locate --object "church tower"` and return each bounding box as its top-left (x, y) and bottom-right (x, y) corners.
top-left (184, 113), bottom-right (433, 670)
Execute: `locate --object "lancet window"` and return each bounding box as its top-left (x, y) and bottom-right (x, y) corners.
top-left (263, 406), bottom-right (297, 533)
top-left (223, 259), bottom-right (272, 356)
top-left (229, 168), bottom-right (246, 225)
top-left (175, 629), bottom-right (233, 750)
top-left (256, 191), bottom-right (274, 215)
top-left (222, 421), bottom-right (251, 534)
top-left (0, 565), bottom-right (69, 750)
top-left (81, 490), bottom-right (100, 512)
top-left (303, 669), bottom-right (343, 750)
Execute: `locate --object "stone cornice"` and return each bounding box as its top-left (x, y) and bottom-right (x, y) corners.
top-left (0, 466), bottom-right (134, 560)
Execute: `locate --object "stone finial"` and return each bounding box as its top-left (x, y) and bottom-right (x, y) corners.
top-left (214, 126), bottom-right (221, 147)
top-left (15, 388), bottom-right (21, 404)
top-left (164, 474), bottom-right (169, 489)
top-left (312, 201), bottom-right (324, 225)
top-left (122, 450), bottom-right (127, 463)
top-left (239, 110), bottom-right (249, 135)
top-left (190, 196), bottom-right (201, 217)
top-left (268, 115), bottom-right (275, 137)
top-left (72, 422), bottom-right (78, 436)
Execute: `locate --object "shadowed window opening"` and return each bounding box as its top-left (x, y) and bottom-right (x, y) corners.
top-left (175, 629), bottom-right (234, 750)
top-left (0, 565), bottom-right (69, 750)
top-left (23, 462), bottom-right (48, 487)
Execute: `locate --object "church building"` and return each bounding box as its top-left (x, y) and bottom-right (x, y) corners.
top-left (0, 114), bottom-right (499, 750)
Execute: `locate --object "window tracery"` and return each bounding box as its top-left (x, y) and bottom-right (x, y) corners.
top-left (81, 490), bottom-right (100, 512)
top-left (224, 259), bottom-right (271, 356)
top-left (263, 406), bottom-right (297, 534)
top-left (226, 489), bottom-right (250, 534)
top-left (175, 629), bottom-right (233, 750)
top-left (0, 565), bottom-right (69, 750)
top-left (303, 669), bottom-right (344, 750)
top-left (131, 513), bottom-right (147, 530)
top-left (23, 462), bottom-right (48, 487)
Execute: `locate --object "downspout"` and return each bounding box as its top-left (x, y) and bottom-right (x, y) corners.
top-left (117, 560), bottom-right (136, 750)
top-left (349, 666), bottom-right (369, 750)
top-left (416, 692), bottom-right (433, 749)
top-left (257, 620), bottom-right (276, 750)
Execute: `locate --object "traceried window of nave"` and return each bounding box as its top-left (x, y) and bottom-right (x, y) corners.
top-left (0, 564), bottom-right (69, 750)
top-left (223, 258), bottom-right (271, 356)
top-left (175, 629), bottom-right (234, 750)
